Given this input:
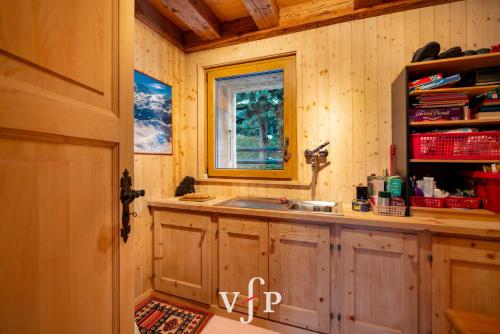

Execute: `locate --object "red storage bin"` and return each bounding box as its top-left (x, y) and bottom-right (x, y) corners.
top-left (410, 196), bottom-right (445, 208)
top-left (444, 196), bottom-right (481, 209)
top-left (410, 131), bottom-right (500, 160)
top-left (462, 171), bottom-right (500, 213)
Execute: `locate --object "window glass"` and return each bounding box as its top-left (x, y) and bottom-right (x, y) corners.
top-left (215, 70), bottom-right (284, 170)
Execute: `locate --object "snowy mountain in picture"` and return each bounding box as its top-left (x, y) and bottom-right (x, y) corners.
top-left (134, 71), bottom-right (172, 154)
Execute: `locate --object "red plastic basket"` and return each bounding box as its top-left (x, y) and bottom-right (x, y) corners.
top-left (444, 196), bottom-right (481, 209)
top-left (410, 196), bottom-right (445, 208)
top-left (410, 131), bottom-right (500, 160)
top-left (462, 171), bottom-right (500, 212)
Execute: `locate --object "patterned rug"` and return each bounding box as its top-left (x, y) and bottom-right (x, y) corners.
top-left (135, 297), bottom-right (213, 334)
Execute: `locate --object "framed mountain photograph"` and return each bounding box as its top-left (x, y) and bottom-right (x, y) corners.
top-left (134, 70), bottom-right (172, 154)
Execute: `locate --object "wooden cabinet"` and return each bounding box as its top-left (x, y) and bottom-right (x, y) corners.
top-left (340, 228), bottom-right (419, 334)
top-left (269, 222), bottom-right (330, 333)
top-left (432, 237), bottom-right (500, 334)
top-left (218, 217), bottom-right (269, 317)
top-left (153, 210), bottom-right (211, 303)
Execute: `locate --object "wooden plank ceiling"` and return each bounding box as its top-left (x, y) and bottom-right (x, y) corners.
top-left (136, 0), bottom-right (460, 53)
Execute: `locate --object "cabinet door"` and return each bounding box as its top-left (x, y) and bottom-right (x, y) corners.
top-left (153, 210), bottom-right (211, 303)
top-left (433, 237), bottom-right (500, 334)
top-left (340, 228), bottom-right (418, 334)
top-left (269, 222), bottom-right (330, 333)
top-left (219, 217), bottom-right (269, 318)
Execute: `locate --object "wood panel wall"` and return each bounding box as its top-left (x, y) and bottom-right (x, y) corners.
top-left (181, 0), bottom-right (499, 202)
top-left (134, 19), bottom-right (185, 297)
top-left (134, 0), bottom-right (499, 298)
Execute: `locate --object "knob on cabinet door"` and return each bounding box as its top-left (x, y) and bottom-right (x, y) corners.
top-left (120, 169), bottom-right (145, 242)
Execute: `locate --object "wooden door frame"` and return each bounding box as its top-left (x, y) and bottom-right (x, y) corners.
top-left (119, 0), bottom-right (136, 333)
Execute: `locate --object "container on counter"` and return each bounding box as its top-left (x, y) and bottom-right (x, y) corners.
top-left (352, 199), bottom-right (370, 212)
top-left (356, 185), bottom-right (369, 200)
top-left (387, 176), bottom-right (402, 197)
top-left (378, 191), bottom-right (391, 206)
top-left (368, 175), bottom-right (386, 198)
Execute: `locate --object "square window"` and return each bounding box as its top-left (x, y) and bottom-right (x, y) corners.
top-left (206, 56), bottom-right (296, 179)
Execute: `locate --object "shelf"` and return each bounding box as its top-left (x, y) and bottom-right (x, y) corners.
top-left (409, 118), bottom-right (500, 127)
top-left (406, 52), bottom-right (500, 78)
top-left (410, 159), bottom-right (500, 163)
top-left (409, 85), bottom-right (498, 97)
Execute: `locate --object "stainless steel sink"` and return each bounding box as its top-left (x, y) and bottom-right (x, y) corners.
top-left (288, 201), bottom-right (343, 214)
top-left (216, 197), bottom-right (290, 211)
top-left (215, 197), bottom-right (343, 215)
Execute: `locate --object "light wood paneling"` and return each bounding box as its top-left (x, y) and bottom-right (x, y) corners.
top-left (153, 210), bottom-right (212, 303)
top-left (0, 0), bottom-right (135, 332)
top-left (340, 228), bottom-right (419, 334)
top-left (268, 222), bottom-right (330, 333)
top-left (135, 0), bottom-right (499, 297)
top-left (133, 19), bottom-right (185, 298)
top-left (218, 217), bottom-right (269, 317)
top-left (179, 0), bottom-right (498, 203)
top-left (432, 237), bottom-right (500, 334)
top-left (0, 140), bottom-right (114, 334)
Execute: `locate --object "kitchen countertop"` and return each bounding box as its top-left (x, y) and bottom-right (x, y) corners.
top-left (148, 197), bottom-right (500, 239)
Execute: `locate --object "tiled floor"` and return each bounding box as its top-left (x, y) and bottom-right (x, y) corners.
top-left (202, 315), bottom-right (281, 334)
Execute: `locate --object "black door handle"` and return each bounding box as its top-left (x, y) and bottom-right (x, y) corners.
top-left (120, 169), bottom-right (145, 242)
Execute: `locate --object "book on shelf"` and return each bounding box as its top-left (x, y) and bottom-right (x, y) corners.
top-left (409, 106), bottom-right (465, 122)
top-left (478, 105), bottom-right (500, 112)
top-left (475, 67), bottom-right (500, 86)
top-left (481, 99), bottom-right (500, 106)
top-left (473, 111), bottom-right (500, 119)
top-left (409, 74), bottom-right (461, 93)
top-left (408, 74), bottom-right (443, 89)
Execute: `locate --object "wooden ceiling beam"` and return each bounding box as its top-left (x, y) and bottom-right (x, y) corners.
top-left (184, 0), bottom-right (461, 53)
top-left (160, 0), bottom-right (221, 41)
top-left (354, 0), bottom-right (394, 10)
top-left (135, 0), bottom-right (184, 50)
top-left (242, 0), bottom-right (280, 30)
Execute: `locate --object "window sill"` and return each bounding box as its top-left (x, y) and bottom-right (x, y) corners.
top-left (195, 177), bottom-right (311, 189)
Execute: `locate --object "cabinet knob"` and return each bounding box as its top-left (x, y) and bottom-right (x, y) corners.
top-left (270, 236), bottom-right (276, 242)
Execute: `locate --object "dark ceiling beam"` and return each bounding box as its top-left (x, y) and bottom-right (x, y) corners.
top-left (160, 0), bottom-right (221, 41)
top-left (354, 0), bottom-right (394, 10)
top-left (242, 0), bottom-right (280, 30)
top-left (183, 16), bottom-right (258, 49)
top-left (135, 0), bottom-right (184, 50)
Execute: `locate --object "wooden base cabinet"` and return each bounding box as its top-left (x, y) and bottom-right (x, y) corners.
top-left (153, 211), bottom-right (211, 303)
top-left (218, 217), bottom-right (269, 318)
top-left (269, 222), bottom-right (330, 333)
top-left (340, 228), bottom-right (419, 334)
top-left (432, 237), bottom-right (500, 334)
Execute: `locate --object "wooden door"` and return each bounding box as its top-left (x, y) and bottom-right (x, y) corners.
top-left (269, 222), bottom-right (330, 333)
top-left (0, 1), bottom-right (135, 334)
top-left (153, 210), bottom-right (211, 303)
top-left (340, 228), bottom-right (418, 334)
top-left (432, 237), bottom-right (500, 334)
top-left (219, 217), bottom-right (269, 318)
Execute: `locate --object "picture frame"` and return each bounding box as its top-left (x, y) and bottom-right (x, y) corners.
top-left (133, 70), bottom-right (173, 155)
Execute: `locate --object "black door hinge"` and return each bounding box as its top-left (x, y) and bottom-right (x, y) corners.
top-left (337, 244), bottom-right (341, 251)
top-left (337, 313), bottom-right (341, 321)
top-left (330, 313), bottom-right (333, 319)
top-left (427, 254), bottom-right (433, 263)
top-left (330, 243), bottom-right (334, 251)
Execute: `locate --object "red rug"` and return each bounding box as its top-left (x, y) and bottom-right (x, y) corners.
top-left (135, 296), bottom-right (213, 334)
